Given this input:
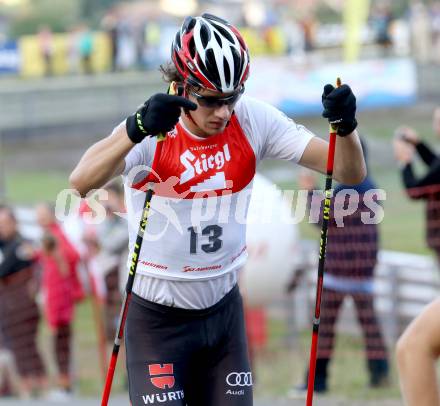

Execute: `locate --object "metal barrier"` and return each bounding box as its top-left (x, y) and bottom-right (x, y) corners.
top-left (15, 207), bottom-right (440, 346)
top-left (284, 240), bottom-right (440, 346)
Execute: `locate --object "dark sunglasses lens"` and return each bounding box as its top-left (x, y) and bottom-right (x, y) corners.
top-left (198, 92), bottom-right (241, 108)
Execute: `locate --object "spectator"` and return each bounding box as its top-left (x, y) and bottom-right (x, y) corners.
top-left (431, 2), bottom-right (440, 65)
top-left (78, 25), bottom-right (94, 75)
top-left (95, 181), bottom-right (127, 340)
top-left (0, 206), bottom-right (47, 397)
top-left (393, 107), bottom-right (440, 261)
top-left (116, 20), bottom-right (137, 71)
top-left (35, 203), bottom-right (84, 303)
top-left (371, 1), bottom-right (394, 55)
top-left (299, 14), bottom-right (316, 52)
top-left (37, 26), bottom-right (54, 76)
top-left (102, 13), bottom-right (119, 72)
top-left (409, 1), bottom-right (431, 63)
top-left (66, 26), bottom-right (81, 74)
top-left (393, 108), bottom-right (440, 406)
top-left (0, 331), bottom-right (22, 398)
top-left (291, 140), bottom-right (389, 394)
top-left (83, 234), bottom-right (120, 341)
top-left (396, 298), bottom-right (440, 406)
top-left (38, 232), bottom-right (74, 398)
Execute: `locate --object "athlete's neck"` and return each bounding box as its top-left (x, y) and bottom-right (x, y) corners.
top-left (180, 112), bottom-right (223, 138)
top-left (181, 113), bottom-right (213, 139)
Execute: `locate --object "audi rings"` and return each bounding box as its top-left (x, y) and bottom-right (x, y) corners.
top-left (226, 372), bottom-right (253, 387)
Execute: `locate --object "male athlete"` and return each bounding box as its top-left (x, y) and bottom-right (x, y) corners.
top-left (70, 13), bottom-right (365, 406)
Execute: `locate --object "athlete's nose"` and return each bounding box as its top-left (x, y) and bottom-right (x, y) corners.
top-left (213, 104), bottom-right (232, 121)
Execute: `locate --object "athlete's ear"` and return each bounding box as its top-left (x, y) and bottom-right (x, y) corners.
top-left (176, 83), bottom-right (184, 96)
top-left (169, 81), bottom-right (184, 96)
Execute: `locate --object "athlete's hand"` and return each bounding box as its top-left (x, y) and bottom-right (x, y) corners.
top-left (322, 84), bottom-right (357, 137)
top-left (126, 93), bottom-right (197, 143)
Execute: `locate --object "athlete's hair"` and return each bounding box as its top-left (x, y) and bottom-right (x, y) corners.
top-left (159, 61), bottom-right (184, 85)
top-left (159, 61), bottom-right (203, 95)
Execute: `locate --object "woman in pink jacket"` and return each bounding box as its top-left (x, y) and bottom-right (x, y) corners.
top-left (39, 232), bottom-right (74, 396)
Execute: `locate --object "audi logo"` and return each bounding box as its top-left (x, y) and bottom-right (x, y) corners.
top-left (226, 372), bottom-right (253, 387)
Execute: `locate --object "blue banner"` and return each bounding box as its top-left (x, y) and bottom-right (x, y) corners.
top-left (0, 41), bottom-right (19, 74)
top-left (247, 58), bottom-right (417, 116)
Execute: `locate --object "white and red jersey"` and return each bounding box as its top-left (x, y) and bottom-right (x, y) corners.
top-left (122, 96), bottom-right (315, 308)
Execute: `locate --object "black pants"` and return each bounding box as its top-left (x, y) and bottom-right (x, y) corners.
top-left (125, 285), bottom-right (253, 406)
top-left (54, 323), bottom-right (71, 376)
top-left (317, 288), bottom-right (388, 361)
top-left (314, 288), bottom-right (389, 388)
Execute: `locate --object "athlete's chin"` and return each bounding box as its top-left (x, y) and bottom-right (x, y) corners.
top-left (204, 123), bottom-right (227, 134)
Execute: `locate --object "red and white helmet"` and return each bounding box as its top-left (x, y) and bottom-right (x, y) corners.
top-left (172, 13), bottom-right (250, 93)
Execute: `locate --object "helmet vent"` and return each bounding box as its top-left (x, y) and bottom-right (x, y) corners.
top-left (188, 37), bottom-right (196, 59)
top-left (211, 22), bottom-right (234, 44)
top-left (203, 48), bottom-right (221, 88)
top-left (172, 13), bottom-right (250, 92)
top-left (200, 24), bottom-right (210, 48)
top-left (231, 47), bottom-right (240, 77)
top-left (213, 31), bottom-right (222, 46)
top-left (175, 32), bottom-right (181, 49)
top-left (174, 53), bottom-right (185, 72)
top-left (183, 16), bottom-right (197, 33)
top-left (223, 56), bottom-right (231, 85)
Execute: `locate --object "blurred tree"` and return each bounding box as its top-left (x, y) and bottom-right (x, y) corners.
top-left (7, 0), bottom-right (125, 37)
top-left (8, 0), bottom-right (80, 36)
top-left (79, 0), bottom-right (120, 23)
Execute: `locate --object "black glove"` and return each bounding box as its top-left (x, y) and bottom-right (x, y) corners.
top-left (322, 84), bottom-right (357, 137)
top-left (126, 93), bottom-right (197, 143)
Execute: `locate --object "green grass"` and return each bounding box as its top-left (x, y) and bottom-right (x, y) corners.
top-left (5, 170), bottom-right (70, 204)
top-left (254, 319), bottom-right (402, 400)
top-left (37, 298), bottom-right (127, 396)
top-left (5, 104), bottom-right (438, 398)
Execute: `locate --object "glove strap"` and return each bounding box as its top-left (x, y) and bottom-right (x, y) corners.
top-left (126, 108), bottom-right (149, 144)
top-left (337, 118), bottom-right (357, 137)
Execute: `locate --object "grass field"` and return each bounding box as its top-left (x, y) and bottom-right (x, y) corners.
top-left (35, 298), bottom-right (403, 400)
top-left (3, 102), bottom-right (438, 400)
top-left (4, 103), bottom-right (436, 255)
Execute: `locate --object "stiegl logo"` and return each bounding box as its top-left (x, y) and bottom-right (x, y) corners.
top-left (180, 143), bottom-right (231, 184)
top-left (142, 390), bottom-right (184, 404)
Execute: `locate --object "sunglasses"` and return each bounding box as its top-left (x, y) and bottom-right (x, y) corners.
top-left (188, 86), bottom-right (245, 108)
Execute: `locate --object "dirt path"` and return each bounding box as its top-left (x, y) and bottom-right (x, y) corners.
top-left (0, 395), bottom-right (403, 405)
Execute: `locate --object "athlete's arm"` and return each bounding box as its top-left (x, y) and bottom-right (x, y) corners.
top-left (69, 124), bottom-right (134, 197)
top-left (396, 298), bottom-right (440, 406)
top-left (303, 83), bottom-right (366, 185)
top-left (299, 130), bottom-right (366, 185)
top-left (70, 93), bottom-right (196, 197)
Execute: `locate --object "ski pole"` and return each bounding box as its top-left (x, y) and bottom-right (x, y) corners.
top-left (101, 133), bottom-right (166, 406)
top-left (306, 78), bottom-right (341, 406)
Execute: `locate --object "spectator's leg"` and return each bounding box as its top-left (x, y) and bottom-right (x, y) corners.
top-left (55, 323), bottom-right (72, 391)
top-left (352, 291), bottom-right (389, 387)
top-left (315, 288), bottom-right (345, 391)
top-left (0, 349), bottom-right (23, 397)
top-left (396, 299), bottom-right (440, 406)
